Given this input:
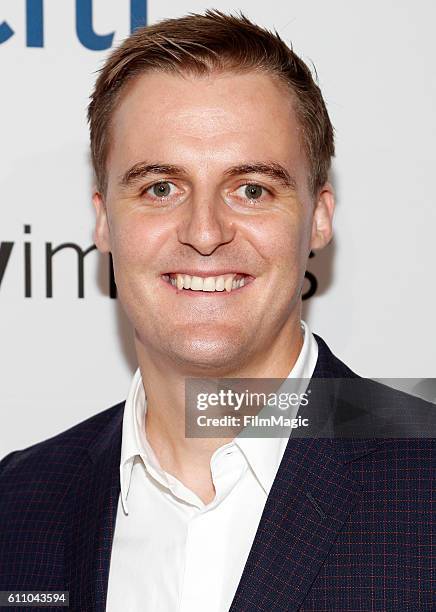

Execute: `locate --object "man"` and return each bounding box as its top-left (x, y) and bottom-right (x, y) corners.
top-left (0, 10), bottom-right (434, 611)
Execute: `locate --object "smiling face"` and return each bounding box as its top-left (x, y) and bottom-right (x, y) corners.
top-left (93, 70), bottom-right (334, 375)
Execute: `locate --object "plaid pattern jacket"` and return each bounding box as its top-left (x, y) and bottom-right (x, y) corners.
top-left (0, 336), bottom-right (434, 611)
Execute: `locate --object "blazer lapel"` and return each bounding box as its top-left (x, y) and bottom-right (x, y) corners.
top-left (230, 336), bottom-right (380, 611)
top-left (64, 406), bottom-right (123, 611)
top-left (229, 436), bottom-right (371, 611)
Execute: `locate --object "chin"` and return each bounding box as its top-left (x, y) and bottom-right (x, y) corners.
top-left (165, 333), bottom-right (250, 375)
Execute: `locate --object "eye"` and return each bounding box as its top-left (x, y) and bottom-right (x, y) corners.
top-left (145, 181), bottom-right (176, 198)
top-left (234, 183), bottom-right (268, 201)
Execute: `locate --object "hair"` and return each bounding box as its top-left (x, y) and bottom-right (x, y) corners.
top-left (88, 9), bottom-right (334, 196)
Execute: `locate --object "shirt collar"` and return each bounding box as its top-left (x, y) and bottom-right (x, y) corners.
top-left (119, 320), bottom-right (318, 513)
top-left (119, 369), bottom-right (165, 514)
top-left (234, 320), bottom-right (318, 494)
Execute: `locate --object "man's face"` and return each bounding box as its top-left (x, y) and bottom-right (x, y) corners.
top-left (94, 70), bottom-right (334, 373)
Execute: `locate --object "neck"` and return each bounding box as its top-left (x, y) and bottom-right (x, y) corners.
top-left (135, 317), bottom-right (304, 503)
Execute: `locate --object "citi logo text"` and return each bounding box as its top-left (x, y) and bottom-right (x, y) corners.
top-left (0, 0), bottom-right (147, 49)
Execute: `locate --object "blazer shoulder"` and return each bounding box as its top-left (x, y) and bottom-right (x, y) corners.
top-left (312, 333), bottom-right (358, 379)
top-left (0, 401), bottom-right (125, 479)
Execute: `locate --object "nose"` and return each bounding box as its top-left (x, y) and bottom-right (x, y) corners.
top-left (177, 193), bottom-right (235, 255)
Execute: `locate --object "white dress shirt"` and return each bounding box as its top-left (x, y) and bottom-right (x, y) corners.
top-left (106, 321), bottom-right (318, 612)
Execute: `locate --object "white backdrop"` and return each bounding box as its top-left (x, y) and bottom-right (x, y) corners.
top-left (1, 0), bottom-right (435, 458)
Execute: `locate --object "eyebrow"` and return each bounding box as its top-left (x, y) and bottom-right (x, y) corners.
top-left (119, 161), bottom-right (296, 189)
top-left (119, 163), bottom-right (188, 187)
top-left (224, 163), bottom-right (296, 189)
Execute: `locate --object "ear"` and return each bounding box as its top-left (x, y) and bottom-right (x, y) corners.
top-left (92, 191), bottom-right (111, 253)
top-left (310, 182), bottom-right (335, 250)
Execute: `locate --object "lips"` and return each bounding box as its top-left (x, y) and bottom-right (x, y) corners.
top-left (161, 272), bottom-right (254, 293)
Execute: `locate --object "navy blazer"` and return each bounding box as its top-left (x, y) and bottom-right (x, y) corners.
top-left (0, 336), bottom-right (434, 611)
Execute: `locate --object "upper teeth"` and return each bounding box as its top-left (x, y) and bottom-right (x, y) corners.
top-left (167, 274), bottom-right (246, 292)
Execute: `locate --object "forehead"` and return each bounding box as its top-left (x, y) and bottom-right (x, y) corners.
top-left (108, 69), bottom-right (305, 174)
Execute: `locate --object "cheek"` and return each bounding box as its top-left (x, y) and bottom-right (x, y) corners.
top-left (246, 213), bottom-right (309, 271)
top-left (109, 212), bottom-right (171, 268)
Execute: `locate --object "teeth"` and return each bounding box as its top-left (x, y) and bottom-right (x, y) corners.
top-left (190, 276), bottom-right (203, 290)
top-left (215, 276), bottom-right (225, 292)
top-left (203, 277), bottom-right (216, 292)
top-left (167, 273), bottom-right (248, 292)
